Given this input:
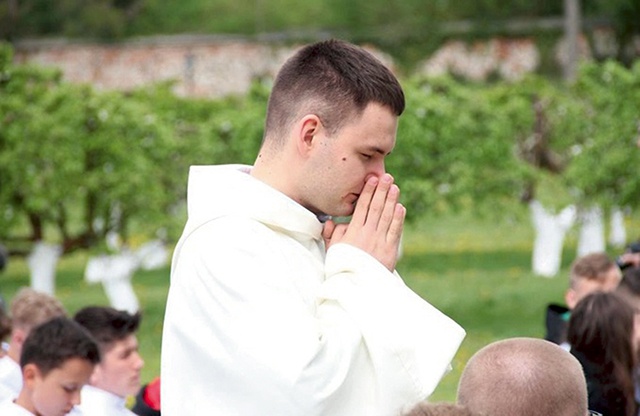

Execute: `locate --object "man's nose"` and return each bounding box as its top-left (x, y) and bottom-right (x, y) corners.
top-left (367, 160), bottom-right (386, 181)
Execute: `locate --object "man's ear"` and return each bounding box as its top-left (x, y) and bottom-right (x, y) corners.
top-left (296, 114), bottom-right (322, 156)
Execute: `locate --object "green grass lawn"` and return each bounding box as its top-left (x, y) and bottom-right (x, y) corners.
top-left (2, 210), bottom-right (637, 403)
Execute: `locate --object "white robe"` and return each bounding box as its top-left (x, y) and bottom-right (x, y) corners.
top-left (0, 357), bottom-right (21, 403)
top-left (161, 165), bottom-right (465, 416)
top-left (0, 399), bottom-right (35, 416)
top-left (70, 385), bottom-right (135, 416)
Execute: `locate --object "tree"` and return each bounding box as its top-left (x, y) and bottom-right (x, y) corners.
top-left (0, 42), bottom-right (177, 256)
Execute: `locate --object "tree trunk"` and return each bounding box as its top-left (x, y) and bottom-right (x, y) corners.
top-left (563, 0), bottom-right (581, 82)
top-left (609, 207), bottom-right (627, 248)
top-left (84, 250), bottom-right (140, 313)
top-left (26, 242), bottom-right (62, 295)
top-left (530, 200), bottom-right (577, 277)
top-left (577, 205), bottom-right (605, 257)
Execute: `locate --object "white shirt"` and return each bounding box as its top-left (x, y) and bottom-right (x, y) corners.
top-left (0, 356), bottom-right (21, 402)
top-left (0, 399), bottom-right (35, 416)
top-left (71, 385), bottom-right (135, 416)
top-left (161, 165), bottom-right (466, 416)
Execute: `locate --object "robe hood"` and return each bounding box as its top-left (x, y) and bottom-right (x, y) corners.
top-left (184, 165), bottom-right (323, 242)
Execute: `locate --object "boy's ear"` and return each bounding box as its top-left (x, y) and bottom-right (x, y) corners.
top-left (12, 327), bottom-right (27, 346)
top-left (22, 363), bottom-right (40, 387)
top-left (565, 289), bottom-right (577, 310)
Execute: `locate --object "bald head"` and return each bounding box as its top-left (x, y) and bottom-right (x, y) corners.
top-left (457, 338), bottom-right (588, 416)
top-left (404, 402), bottom-right (481, 416)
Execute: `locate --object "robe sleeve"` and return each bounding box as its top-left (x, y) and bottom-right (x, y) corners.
top-left (322, 243), bottom-right (466, 413)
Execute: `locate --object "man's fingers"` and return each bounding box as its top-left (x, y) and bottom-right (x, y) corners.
top-left (332, 224), bottom-right (348, 241)
top-left (364, 174), bottom-right (393, 228)
top-left (322, 219), bottom-right (336, 242)
top-left (350, 176), bottom-right (378, 226)
top-left (323, 220), bottom-right (349, 250)
top-left (387, 203), bottom-right (406, 246)
top-left (378, 184), bottom-right (400, 234)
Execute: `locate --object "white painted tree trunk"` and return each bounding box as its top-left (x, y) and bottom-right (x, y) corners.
top-left (577, 205), bottom-right (605, 257)
top-left (136, 240), bottom-right (169, 270)
top-left (26, 242), bottom-right (62, 295)
top-left (85, 251), bottom-right (140, 314)
top-left (609, 207), bottom-right (627, 249)
top-left (530, 200), bottom-right (577, 277)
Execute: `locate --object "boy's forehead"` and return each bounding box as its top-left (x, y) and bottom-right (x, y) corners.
top-left (102, 334), bottom-right (138, 354)
top-left (41, 357), bottom-right (95, 381)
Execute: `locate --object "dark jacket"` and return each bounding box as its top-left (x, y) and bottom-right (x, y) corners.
top-left (545, 303), bottom-right (570, 345)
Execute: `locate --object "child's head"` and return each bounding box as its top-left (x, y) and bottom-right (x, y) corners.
top-left (17, 316), bottom-right (100, 416)
top-left (565, 252), bottom-right (621, 309)
top-left (8, 287), bottom-right (66, 361)
top-left (74, 306), bottom-right (144, 398)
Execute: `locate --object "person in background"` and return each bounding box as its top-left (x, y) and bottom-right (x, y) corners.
top-left (72, 306), bottom-right (144, 416)
top-left (0, 288), bottom-right (66, 402)
top-left (616, 266), bottom-right (640, 309)
top-left (615, 266), bottom-right (640, 409)
top-left (545, 252), bottom-right (622, 348)
top-left (457, 337), bottom-right (591, 416)
top-left (616, 240), bottom-right (640, 272)
top-left (0, 316), bottom-right (100, 416)
top-left (161, 38), bottom-right (465, 416)
top-left (568, 292), bottom-right (638, 416)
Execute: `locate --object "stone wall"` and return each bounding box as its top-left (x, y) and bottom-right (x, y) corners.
top-left (12, 30), bottom-right (638, 98)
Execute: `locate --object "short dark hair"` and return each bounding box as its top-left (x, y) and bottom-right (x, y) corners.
top-left (264, 39), bottom-right (405, 144)
top-left (20, 316), bottom-right (100, 376)
top-left (73, 306), bottom-right (141, 351)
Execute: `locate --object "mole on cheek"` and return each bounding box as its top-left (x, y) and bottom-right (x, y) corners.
top-left (342, 157), bottom-right (347, 161)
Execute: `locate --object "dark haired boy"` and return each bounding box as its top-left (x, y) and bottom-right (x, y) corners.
top-left (0, 316), bottom-right (100, 416)
top-left (72, 306), bottom-right (144, 416)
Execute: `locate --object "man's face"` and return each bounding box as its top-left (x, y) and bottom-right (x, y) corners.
top-left (92, 334), bottom-right (144, 398)
top-left (300, 102), bottom-right (398, 217)
top-left (30, 358), bottom-right (94, 416)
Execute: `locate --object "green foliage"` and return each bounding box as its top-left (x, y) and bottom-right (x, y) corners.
top-left (393, 76), bottom-right (532, 219)
top-left (0, 51), bottom-right (268, 255)
top-left (390, 63), bottom-right (640, 220)
top-left (564, 60), bottom-right (640, 208)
